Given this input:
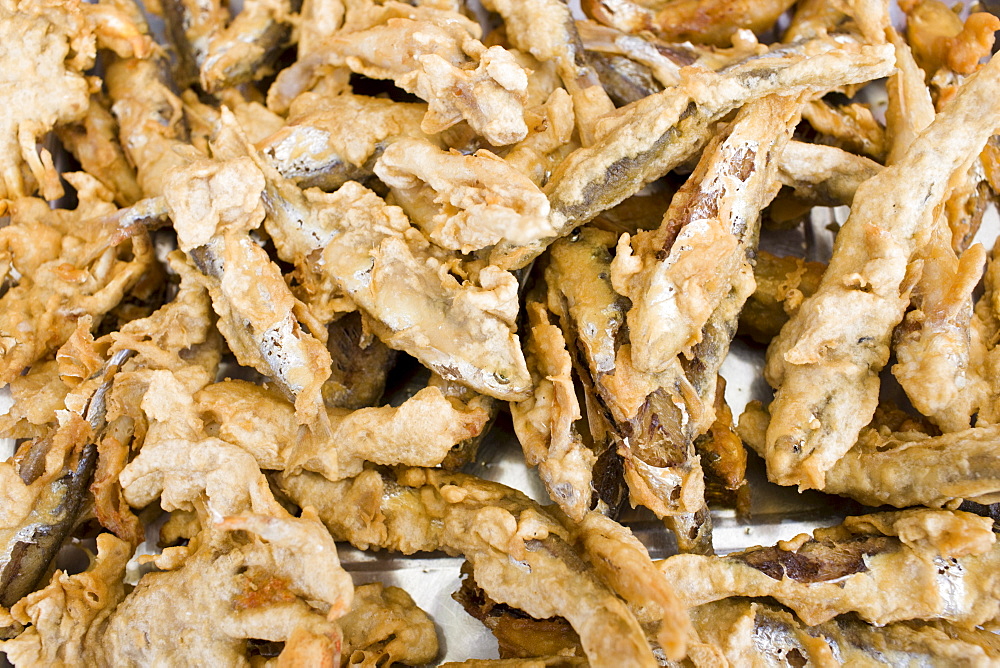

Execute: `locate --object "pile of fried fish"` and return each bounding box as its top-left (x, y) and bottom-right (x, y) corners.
top-left (4, 0), bottom-right (1000, 664)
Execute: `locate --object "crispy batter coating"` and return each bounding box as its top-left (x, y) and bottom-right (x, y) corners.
top-left (582, 0), bottom-right (797, 47)
top-left (801, 98), bottom-right (887, 161)
top-left (611, 95), bottom-right (801, 374)
top-left (901, 0), bottom-right (1000, 78)
top-left (279, 11), bottom-right (530, 145)
top-left (251, 147), bottom-right (532, 399)
top-left (103, 511), bottom-right (352, 667)
top-left (278, 467), bottom-right (684, 665)
top-left (340, 582), bottom-right (439, 666)
top-left (56, 94), bottom-right (142, 207)
top-left (197, 378), bottom-right (490, 479)
top-left (739, 400), bottom-right (1000, 509)
top-left (764, 52), bottom-right (1000, 489)
top-left (258, 92), bottom-right (431, 191)
top-left (0, 181), bottom-right (154, 385)
top-left (518, 36), bottom-right (895, 269)
top-left (660, 510), bottom-right (1000, 628)
top-left (375, 138), bottom-right (556, 253)
top-left (480, 0), bottom-right (615, 145)
top-left (510, 300), bottom-right (595, 522)
top-left (689, 598), bottom-right (1000, 667)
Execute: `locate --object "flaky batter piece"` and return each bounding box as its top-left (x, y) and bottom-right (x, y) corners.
top-left (278, 11), bottom-right (530, 145)
top-left (582, 0), bottom-right (796, 47)
top-left (800, 98), bottom-right (887, 162)
top-left (479, 0), bottom-right (615, 145)
top-left (103, 510), bottom-right (353, 667)
top-left (738, 401), bottom-right (1000, 509)
top-left (375, 138), bottom-right (556, 254)
top-left (611, 94), bottom-right (802, 374)
top-left (1, 533), bottom-right (131, 665)
top-left (258, 91), bottom-right (431, 191)
top-left (0, 178), bottom-right (154, 385)
top-left (901, 0), bottom-right (1000, 79)
top-left (509, 36), bottom-right (895, 270)
top-left (339, 582), bottom-right (439, 667)
top-left (55, 93), bottom-right (142, 207)
top-left (688, 597), bottom-right (1000, 667)
top-left (763, 52), bottom-right (1000, 490)
top-left (162, 133), bottom-right (333, 423)
top-left (278, 467), bottom-right (687, 665)
top-left (0, 0), bottom-right (148, 205)
top-left (893, 225), bottom-right (987, 432)
top-left (196, 378), bottom-right (490, 480)
top-left (499, 87), bottom-right (577, 189)
top-left (660, 509), bottom-right (1000, 629)
top-left (738, 251), bottom-right (825, 344)
top-left (510, 299), bottom-right (595, 523)
top-left (105, 52), bottom-right (192, 198)
top-left (246, 133), bottom-right (532, 400)
top-left (775, 140), bottom-right (881, 207)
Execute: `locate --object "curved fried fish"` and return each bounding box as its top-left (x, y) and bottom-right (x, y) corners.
top-left (764, 51), bottom-right (1000, 489)
top-left (278, 467), bottom-right (685, 665)
top-left (661, 510), bottom-right (1000, 628)
top-left (489, 37), bottom-right (895, 269)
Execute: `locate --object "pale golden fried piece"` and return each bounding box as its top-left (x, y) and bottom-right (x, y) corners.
top-left (196, 378), bottom-right (490, 480)
top-left (576, 513), bottom-right (691, 660)
top-left (245, 122), bottom-right (533, 400)
top-left (340, 582), bottom-right (439, 667)
top-left (56, 94), bottom-right (142, 206)
top-left (161, 136), bottom-right (333, 423)
top-left (502, 88), bottom-right (577, 188)
top-left (506, 36), bottom-right (895, 269)
top-left (801, 98), bottom-right (887, 161)
top-left (660, 509), bottom-right (1000, 629)
top-left (479, 0), bottom-right (615, 145)
top-left (689, 598), bottom-right (1000, 667)
top-left (611, 94), bottom-right (802, 374)
top-left (582, 0), bottom-right (797, 47)
top-left (103, 510), bottom-right (352, 666)
top-left (277, 11), bottom-right (530, 145)
top-left (105, 54), bottom-right (192, 198)
top-left (375, 138), bottom-right (556, 253)
top-left (894, 227), bottom-right (987, 432)
top-left (0, 178), bottom-right (154, 385)
top-left (738, 251), bottom-right (825, 344)
top-left (510, 300), bottom-right (595, 523)
top-left (739, 400), bottom-right (1000, 509)
top-left (278, 467), bottom-right (685, 665)
top-left (0, 0), bottom-right (149, 205)
top-left (258, 91), bottom-right (431, 191)
top-left (763, 52), bottom-right (1000, 489)
top-left (1, 533), bottom-right (132, 664)
top-left (775, 140), bottom-right (881, 207)
top-left (901, 0), bottom-right (1000, 79)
